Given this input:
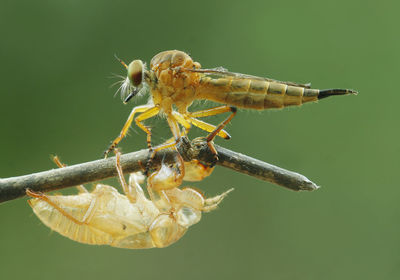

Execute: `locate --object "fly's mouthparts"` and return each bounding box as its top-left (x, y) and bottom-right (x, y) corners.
top-left (124, 89), bottom-right (139, 103)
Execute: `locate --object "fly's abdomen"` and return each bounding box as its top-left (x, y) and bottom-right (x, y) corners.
top-left (197, 77), bottom-right (357, 110)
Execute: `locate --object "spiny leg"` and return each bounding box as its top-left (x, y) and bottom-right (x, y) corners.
top-left (205, 106), bottom-right (236, 161)
top-left (104, 104), bottom-right (157, 158)
top-left (134, 106), bottom-right (160, 149)
top-left (26, 189), bottom-right (97, 225)
top-left (172, 111), bottom-right (231, 139)
top-left (188, 105), bottom-right (237, 164)
top-left (145, 114), bottom-right (182, 174)
top-left (52, 155), bottom-right (88, 193)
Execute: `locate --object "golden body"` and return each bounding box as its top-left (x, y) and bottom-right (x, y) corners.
top-left (27, 154), bottom-right (230, 249)
top-left (150, 50), bottom-right (336, 111)
top-left (105, 50), bottom-right (357, 157)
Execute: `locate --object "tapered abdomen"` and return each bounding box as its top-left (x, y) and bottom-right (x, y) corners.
top-left (28, 195), bottom-right (113, 245)
top-left (196, 76), bottom-right (357, 110)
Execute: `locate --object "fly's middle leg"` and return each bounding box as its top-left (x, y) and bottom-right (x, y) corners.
top-left (145, 114), bottom-right (182, 174)
top-left (173, 111), bottom-right (231, 140)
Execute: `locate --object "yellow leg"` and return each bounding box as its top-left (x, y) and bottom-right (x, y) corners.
top-left (189, 105), bottom-right (235, 118)
top-left (134, 106), bottom-right (160, 149)
top-left (173, 111), bottom-right (231, 139)
top-left (104, 104), bottom-right (159, 157)
top-left (188, 106), bottom-right (237, 162)
top-left (207, 106), bottom-right (237, 160)
top-left (145, 114), bottom-right (182, 173)
top-left (171, 111), bottom-right (191, 136)
top-left (205, 106), bottom-right (237, 142)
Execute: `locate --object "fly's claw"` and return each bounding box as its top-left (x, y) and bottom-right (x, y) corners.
top-left (210, 154), bottom-right (219, 168)
top-left (104, 141), bottom-right (116, 159)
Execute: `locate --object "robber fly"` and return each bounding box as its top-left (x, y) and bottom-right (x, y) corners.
top-left (105, 50), bottom-right (357, 158)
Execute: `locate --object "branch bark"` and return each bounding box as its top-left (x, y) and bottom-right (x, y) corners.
top-left (0, 137), bottom-right (319, 203)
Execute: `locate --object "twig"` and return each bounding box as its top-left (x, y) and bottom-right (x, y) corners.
top-left (0, 137), bottom-right (319, 203)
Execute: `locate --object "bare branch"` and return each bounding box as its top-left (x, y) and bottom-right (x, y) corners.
top-left (0, 137), bottom-right (319, 203)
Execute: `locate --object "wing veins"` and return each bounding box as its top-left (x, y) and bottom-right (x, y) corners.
top-left (179, 67), bottom-right (311, 88)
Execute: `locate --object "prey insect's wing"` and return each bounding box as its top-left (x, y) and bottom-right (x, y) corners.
top-left (185, 67), bottom-right (311, 88)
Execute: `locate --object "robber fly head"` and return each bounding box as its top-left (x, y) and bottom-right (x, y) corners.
top-left (115, 55), bottom-right (147, 104)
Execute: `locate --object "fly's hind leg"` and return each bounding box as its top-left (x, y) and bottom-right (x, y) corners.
top-left (187, 105), bottom-right (237, 164)
top-left (26, 189), bottom-right (97, 225)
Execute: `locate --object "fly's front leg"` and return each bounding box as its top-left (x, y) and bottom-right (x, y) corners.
top-left (104, 104), bottom-right (157, 158)
top-left (189, 105), bottom-right (237, 164)
top-left (134, 105), bottom-right (160, 150)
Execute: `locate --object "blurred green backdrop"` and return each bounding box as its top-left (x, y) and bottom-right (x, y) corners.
top-left (0, 0), bottom-right (398, 279)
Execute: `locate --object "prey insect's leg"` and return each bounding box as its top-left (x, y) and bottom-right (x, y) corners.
top-left (26, 189), bottom-right (97, 225)
top-left (172, 111), bottom-right (231, 139)
top-left (113, 149), bottom-right (137, 203)
top-left (52, 155), bottom-right (88, 193)
top-left (104, 104), bottom-right (157, 158)
top-left (189, 105), bottom-right (237, 162)
top-left (202, 188), bottom-right (234, 212)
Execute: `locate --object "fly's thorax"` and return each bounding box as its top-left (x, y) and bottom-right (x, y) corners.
top-left (150, 50), bottom-right (195, 71)
top-left (148, 51), bottom-right (201, 110)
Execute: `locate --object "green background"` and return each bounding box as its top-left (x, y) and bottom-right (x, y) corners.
top-left (0, 0), bottom-right (398, 279)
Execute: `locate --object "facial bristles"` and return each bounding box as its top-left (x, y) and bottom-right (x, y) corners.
top-left (113, 58), bottom-right (149, 103)
top-left (116, 76), bottom-right (134, 101)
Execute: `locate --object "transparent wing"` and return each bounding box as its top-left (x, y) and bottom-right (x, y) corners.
top-left (182, 67), bottom-right (311, 88)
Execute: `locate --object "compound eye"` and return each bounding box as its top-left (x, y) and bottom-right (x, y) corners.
top-left (127, 60), bottom-right (143, 87)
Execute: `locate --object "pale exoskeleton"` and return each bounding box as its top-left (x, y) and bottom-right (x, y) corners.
top-left (105, 50), bottom-right (357, 159)
top-left (26, 153), bottom-right (232, 249)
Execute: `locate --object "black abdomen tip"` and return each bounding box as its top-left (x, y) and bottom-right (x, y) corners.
top-left (318, 89), bottom-right (358, 100)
